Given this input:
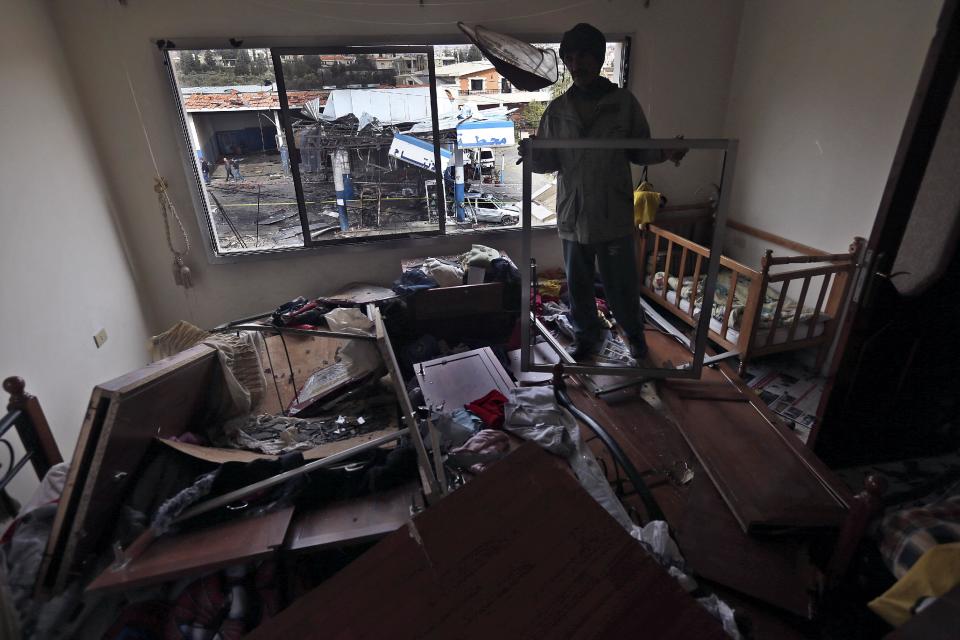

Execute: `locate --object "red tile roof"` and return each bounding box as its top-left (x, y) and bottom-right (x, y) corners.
top-left (182, 89), bottom-right (328, 112)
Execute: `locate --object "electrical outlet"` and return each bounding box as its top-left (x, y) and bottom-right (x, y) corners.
top-left (93, 329), bottom-right (108, 349)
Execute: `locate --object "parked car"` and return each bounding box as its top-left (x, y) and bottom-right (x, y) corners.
top-left (464, 192), bottom-right (519, 225)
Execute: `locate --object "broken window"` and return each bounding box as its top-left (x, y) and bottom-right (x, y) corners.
top-left (165, 39), bottom-right (628, 256)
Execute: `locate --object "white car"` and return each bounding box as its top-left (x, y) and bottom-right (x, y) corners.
top-left (464, 192), bottom-right (520, 225)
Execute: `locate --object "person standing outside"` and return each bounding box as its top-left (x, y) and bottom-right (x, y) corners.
top-left (523, 23), bottom-right (686, 360)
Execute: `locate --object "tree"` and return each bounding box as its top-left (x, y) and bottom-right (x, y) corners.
top-left (235, 49), bottom-right (252, 75)
top-left (521, 101), bottom-right (547, 129)
top-left (355, 55), bottom-right (376, 71)
top-left (202, 51), bottom-right (216, 72)
top-left (464, 45), bottom-right (483, 62)
top-left (550, 71), bottom-right (572, 99)
top-left (179, 51), bottom-right (201, 74)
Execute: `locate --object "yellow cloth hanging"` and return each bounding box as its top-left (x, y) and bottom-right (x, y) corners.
top-left (634, 181), bottom-right (661, 225)
top-left (868, 542), bottom-right (960, 627)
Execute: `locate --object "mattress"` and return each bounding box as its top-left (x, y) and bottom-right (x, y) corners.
top-left (663, 290), bottom-right (828, 347)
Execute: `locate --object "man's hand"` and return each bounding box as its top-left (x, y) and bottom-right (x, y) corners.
top-left (664, 135), bottom-right (687, 167)
top-left (516, 134), bottom-right (536, 165)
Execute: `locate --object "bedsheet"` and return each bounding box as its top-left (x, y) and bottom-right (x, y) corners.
top-left (649, 270), bottom-right (825, 332)
top-left (663, 291), bottom-right (827, 346)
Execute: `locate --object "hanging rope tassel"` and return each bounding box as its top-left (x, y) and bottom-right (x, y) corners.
top-left (155, 178), bottom-right (193, 289)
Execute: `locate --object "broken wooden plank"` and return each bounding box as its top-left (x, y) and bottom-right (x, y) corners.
top-left (246, 443), bottom-right (728, 640)
top-left (86, 507), bottom-right (294, 593)
top-left (676, 473), bottom-right (818, 618)
top-left (661, 391), bottom-right (847, 533)
top-left (412, 282), bottom-right (504, 320)
top-left (39, 345), bottom-right (221, 594)
top-left (286, 482), bottom-right (419, 552)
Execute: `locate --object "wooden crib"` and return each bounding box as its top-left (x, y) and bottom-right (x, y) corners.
top-left (636, 215), bottom-right (863, 375)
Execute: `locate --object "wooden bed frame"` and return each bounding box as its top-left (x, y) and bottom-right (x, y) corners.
top-left (637, 216), bottom-right (864, 374)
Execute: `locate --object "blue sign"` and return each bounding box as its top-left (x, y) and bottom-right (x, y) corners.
top-left (457, 119), bottom-right (516, 148)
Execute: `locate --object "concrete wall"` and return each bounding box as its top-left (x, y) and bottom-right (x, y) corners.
top-left (723, 0), bottom-right (943, 267)
top-left (0, 1), bottom-right (152, 501)
top-left (48, 0), bottom-right (745, 333)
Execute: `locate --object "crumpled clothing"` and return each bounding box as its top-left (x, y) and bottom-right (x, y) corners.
top-left (447, 429), bottom-right (511, 474)
top-left (102, 563), bottom-right (281, 640)
top-left (484, 257), bottom-right (519, 286)
top-left (324, 307), bottom-right (374, 335)
top-left (430, 409), bottom-right (482, 448)
top-left (219, 410), bottom-right (388, 455)
top-left (150, 321), bottom-right (267, 423)
top-left (422, 258), bottom-right (464, 287)
top-left (504, 386), bottom-right (635, 532)
top-left (392, 269), bottom-right (439, 295)
top-left (538, 278), bottom-right (565, 300)
top-left (19, 462), bottom-right (68, 518)
top-left (459, 244), bottom-right (500, 269)
top-left (151, 453), bottom-right (306, 536)
top-left (465, 390), bottom-right (509, 430)
top-left (271, 297), bottom-right (330, 328)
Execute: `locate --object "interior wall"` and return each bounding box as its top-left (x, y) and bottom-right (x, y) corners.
top-left (723, 0), bottom-right (943, 267)
top-left (49, 0), bottom-right (745, 332)
top-left (0, 0), bottom-right (152, 501)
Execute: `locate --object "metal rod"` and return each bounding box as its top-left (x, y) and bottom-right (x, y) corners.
top-left (640, 298), bottom-right (692, 349)
top-left (0, 410), bottom-right (21, 438)
top-left (424, 414), bottom-right (447, 493)
top-left (530, 138), bottom-right (731, 150)
top-left (270, 48), bottom-right (313, 247)
top-left (427, 48), bottom-right (446, 231)
top-left (212, 323), bottom-right (377, 341)
top-left (261, 337), bottom-right (286, 413)
top-left (520, 144), bottom-right (533, 370)
top-left (173, 428), bottom-right (410, 525)
top-left (277, 331), bottom-right (301, 407)
top-left (0, 452), bottom-right (35, 492)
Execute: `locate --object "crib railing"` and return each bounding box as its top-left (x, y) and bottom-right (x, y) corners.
top-left (637, 223), bottom-right (863, 373)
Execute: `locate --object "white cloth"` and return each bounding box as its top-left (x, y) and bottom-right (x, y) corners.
top-left (422, 258), bottom-right (464, 288)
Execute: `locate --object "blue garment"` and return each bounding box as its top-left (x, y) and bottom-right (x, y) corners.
top-left (391, 269), bottom-right (439, 295)
top-left (562, 235), bottom-right (645, 348)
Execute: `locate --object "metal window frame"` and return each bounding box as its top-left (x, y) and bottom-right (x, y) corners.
top-left (520, 137), bottom-right (738, 380)
top-left (270, 45), bottom-right (447, 247)
top-left (159, 37), bottom-right (632, 260)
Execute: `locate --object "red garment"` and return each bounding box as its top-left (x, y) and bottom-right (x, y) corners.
top-left (465, 389), bottom-right (509, 429)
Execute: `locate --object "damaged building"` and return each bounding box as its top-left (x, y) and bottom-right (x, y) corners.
top-left (3, 1), bottom-right (960, 639)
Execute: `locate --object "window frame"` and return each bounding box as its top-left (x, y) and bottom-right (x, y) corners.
top-left (270, 45), bottom-right (447, 249)
top-left (160, 34), bottom-right (632, 264)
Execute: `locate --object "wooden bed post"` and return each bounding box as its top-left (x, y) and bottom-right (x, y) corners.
top-left (824, 473), bottom-right (887, 589)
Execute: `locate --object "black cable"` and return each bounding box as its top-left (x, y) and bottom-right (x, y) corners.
top-left (553, 368), bottom-right (665, 522)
